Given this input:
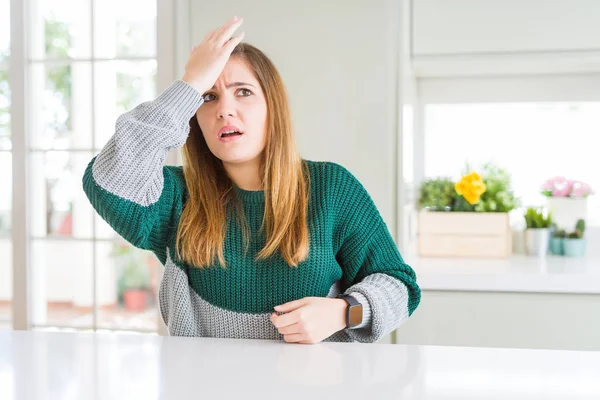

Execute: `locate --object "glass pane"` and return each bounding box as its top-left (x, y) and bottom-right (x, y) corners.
top-left (0, 67), bottom-right (9, 150)
top-left (0, 151), bottom-right (11, 327)
top-left (29, 0), bottom-right (91, 60)
top-left (96, 240), bottom-right (159, 331)
top-left (424, 103), bottom-right (600, 226)
top-left (0, 0), bottom-right (9, 61)
top-left (30, 152), bottom-right (94, 239)
top-left (30, 240), bottom-right (94, 329)
top-left (0, 152), bottom-right (10, 236)
top-left (94, 60), bottom-right (156, 149)
top-left (29, 63), bottom-right (93, 150)
top-left (0, 238), bottom-right (12, 328)
top-left (93, 0), bottom-right (156, 58)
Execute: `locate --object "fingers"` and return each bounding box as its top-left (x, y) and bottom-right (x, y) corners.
top-left (223, 31), bottom-right (245, 53)
top-left (195, 17), bottom-right (244, 55)
top-left (214, 16), bottom-right (244, 47)
top-left (205, 16), bottom-right (235, 41)
top-left (276, 323), bottom-right (301, 335)
top-left (283, 334), bottom-right (305, 343)
top-left (270, 311), bottom-right (298, 329)
top-left (274, 298), bottom-right (309, 313)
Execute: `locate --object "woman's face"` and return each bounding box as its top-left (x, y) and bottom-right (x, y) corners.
top-left (195, 57), bottom-right (268, 166)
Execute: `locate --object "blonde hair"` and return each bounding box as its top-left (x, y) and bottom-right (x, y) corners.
top-left (176, 43), bottom-right (310, 268)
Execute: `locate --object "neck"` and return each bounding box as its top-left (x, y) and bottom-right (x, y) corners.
top-left (223, 157), bottom-right (263, 191)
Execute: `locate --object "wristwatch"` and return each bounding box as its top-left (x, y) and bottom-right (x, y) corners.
top-left (337, 294), bottom-right (363, 328)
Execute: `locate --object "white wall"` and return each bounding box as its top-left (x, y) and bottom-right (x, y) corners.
top-left (186, 0), bottom-right (405, 235)
top-left (413, 0), bottom-right (600, 56)
top-left (412, 0), bottom-right (600, 77)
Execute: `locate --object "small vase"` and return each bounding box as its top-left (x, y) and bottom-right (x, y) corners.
top-left (549, 237), bottom-right (564, 255)
top-left (525, 228), bottom-right (550, 257)
top-left (546, 197), bottom-right (587, 230)
top-left (563, 238), bottom-right (587, 257)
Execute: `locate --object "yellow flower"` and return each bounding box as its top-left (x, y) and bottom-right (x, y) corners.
top-left (455, 172), bottom-right (487, 205)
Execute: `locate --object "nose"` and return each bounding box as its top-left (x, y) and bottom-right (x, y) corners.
top-left (216, 94), bottom-right (236, 119)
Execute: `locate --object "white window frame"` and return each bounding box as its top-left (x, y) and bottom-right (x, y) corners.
top-left (9, 0), bottom-right (180, 333)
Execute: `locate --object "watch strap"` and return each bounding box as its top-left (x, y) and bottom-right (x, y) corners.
top-left (337, 293), bottom-right (363, 328)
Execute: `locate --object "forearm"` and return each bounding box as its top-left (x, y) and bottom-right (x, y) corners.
top-left (345, 273), bottom-right (410, 343)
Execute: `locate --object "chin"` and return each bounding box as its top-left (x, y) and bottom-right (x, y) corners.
top-left (216, 151), bottom-right (262, 166)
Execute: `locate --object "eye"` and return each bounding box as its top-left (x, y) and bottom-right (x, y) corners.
top-left (236, 88), bottom-right (253, 97)
top-left (202, 93), bottom-right (217, 102)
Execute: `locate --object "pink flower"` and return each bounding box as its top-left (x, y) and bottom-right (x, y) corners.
top-left (575, 182), bottom-right (594, 197)
top-left (542, 176), bottom-right (594, 197)
top-left (583, 183), bottom-right (594, 196)
top-left (542, 179), bottom-right (554, 191)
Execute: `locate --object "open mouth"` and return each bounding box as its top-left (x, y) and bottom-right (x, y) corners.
top-left (219, 129), bottom-right (243, 138)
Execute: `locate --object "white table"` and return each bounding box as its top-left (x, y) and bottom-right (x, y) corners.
top-left (1, 331), bottom-right (599, 399)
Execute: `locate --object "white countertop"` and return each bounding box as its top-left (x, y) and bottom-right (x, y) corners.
top-left (1, 330), bottom-right (600, 399)
top-left (409, 255), bottom-right (600, 294)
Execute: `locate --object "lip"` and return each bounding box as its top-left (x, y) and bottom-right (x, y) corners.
top-left (218, 125), bottom-right (244, 138)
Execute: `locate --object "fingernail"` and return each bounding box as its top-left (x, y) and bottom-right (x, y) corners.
top-left (233, 16), bottom-right (239, 21)
top-left (274, 305), bottom-right (281, 310)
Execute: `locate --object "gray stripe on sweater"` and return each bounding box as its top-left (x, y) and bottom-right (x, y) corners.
top-left (159, 253), bottom-right (345, 340)
top-left (159, 252), bottom-right (407, 343)
top-left (93, 80), bottom-right (203, 206)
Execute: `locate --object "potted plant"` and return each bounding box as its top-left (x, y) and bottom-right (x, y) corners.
top-left (524, 207), bottom-right (553, 256)
top-left (418, 178), bottom-right (456, 211)
top-left (120, 261), bottom-right (151, 311)
top-left (417, 163), bottom-right (518, 258)
top-left (542, 177), bottom-right (593, 230)
top-left (563, 219), bottom-right (587, 257)
top-left (473, 163), bottom-right (519, 213)
top-left (112, 242), bottom-right (151, 311)
top-left (549, 228), bottom-right (566, 255)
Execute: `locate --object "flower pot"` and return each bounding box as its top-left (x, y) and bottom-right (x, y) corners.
top-left (418, 211), bottom-right (512, 258)
top-left (525, 228), bottom-right (550, 257)
top-left (123, 289), bottom-right (147, 311)
top-left (563, 238), bottom-right (587, 257)
top-left (549, 237), bottom-right (564, 255)
top-left (546, 197), bottom-right (587, 231)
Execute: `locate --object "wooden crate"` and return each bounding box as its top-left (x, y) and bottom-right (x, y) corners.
top-left (418, 211), bottom-right (512, 258)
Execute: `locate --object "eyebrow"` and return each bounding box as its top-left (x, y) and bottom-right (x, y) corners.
top-left (211, 82), bottom-right (256, 90)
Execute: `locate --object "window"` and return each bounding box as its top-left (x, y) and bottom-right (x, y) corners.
top-left (424, 102), bottom-right (600, 226)
top-left (0, 0), bottom-right (11, 330)
top-left (25, 0), bottom-right (159, 332)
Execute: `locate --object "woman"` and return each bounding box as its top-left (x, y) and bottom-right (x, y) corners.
top-left (83, 16), bottom-right (420, 344)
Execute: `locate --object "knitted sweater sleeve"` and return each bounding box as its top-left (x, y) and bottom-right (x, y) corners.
top-left (330, 163), bottom-right (421, 343)
top-left (82, 80), bottom-right (204, 263)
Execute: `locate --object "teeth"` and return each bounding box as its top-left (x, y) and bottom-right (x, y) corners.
top-left (220, 129), bottom-right (242, 137)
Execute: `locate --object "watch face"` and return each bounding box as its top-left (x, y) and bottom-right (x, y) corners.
top-left (349, 304), bottom-right (363, 327)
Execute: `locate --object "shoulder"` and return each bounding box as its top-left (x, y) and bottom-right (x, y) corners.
top-left (162, 165), bottom-right (188, 199)
top-left (303, 159), bottom-right (359, 183)
top-left (164, 165), bottom-right (184, 179)
top-left (303, 159), bottom-right (366, 192)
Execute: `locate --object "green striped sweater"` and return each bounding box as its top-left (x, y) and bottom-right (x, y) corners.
top-left (82, 80), bottom-right (420, 342)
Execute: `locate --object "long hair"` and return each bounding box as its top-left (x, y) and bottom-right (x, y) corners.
top-left (175, 43), bottom-right (310, 268)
